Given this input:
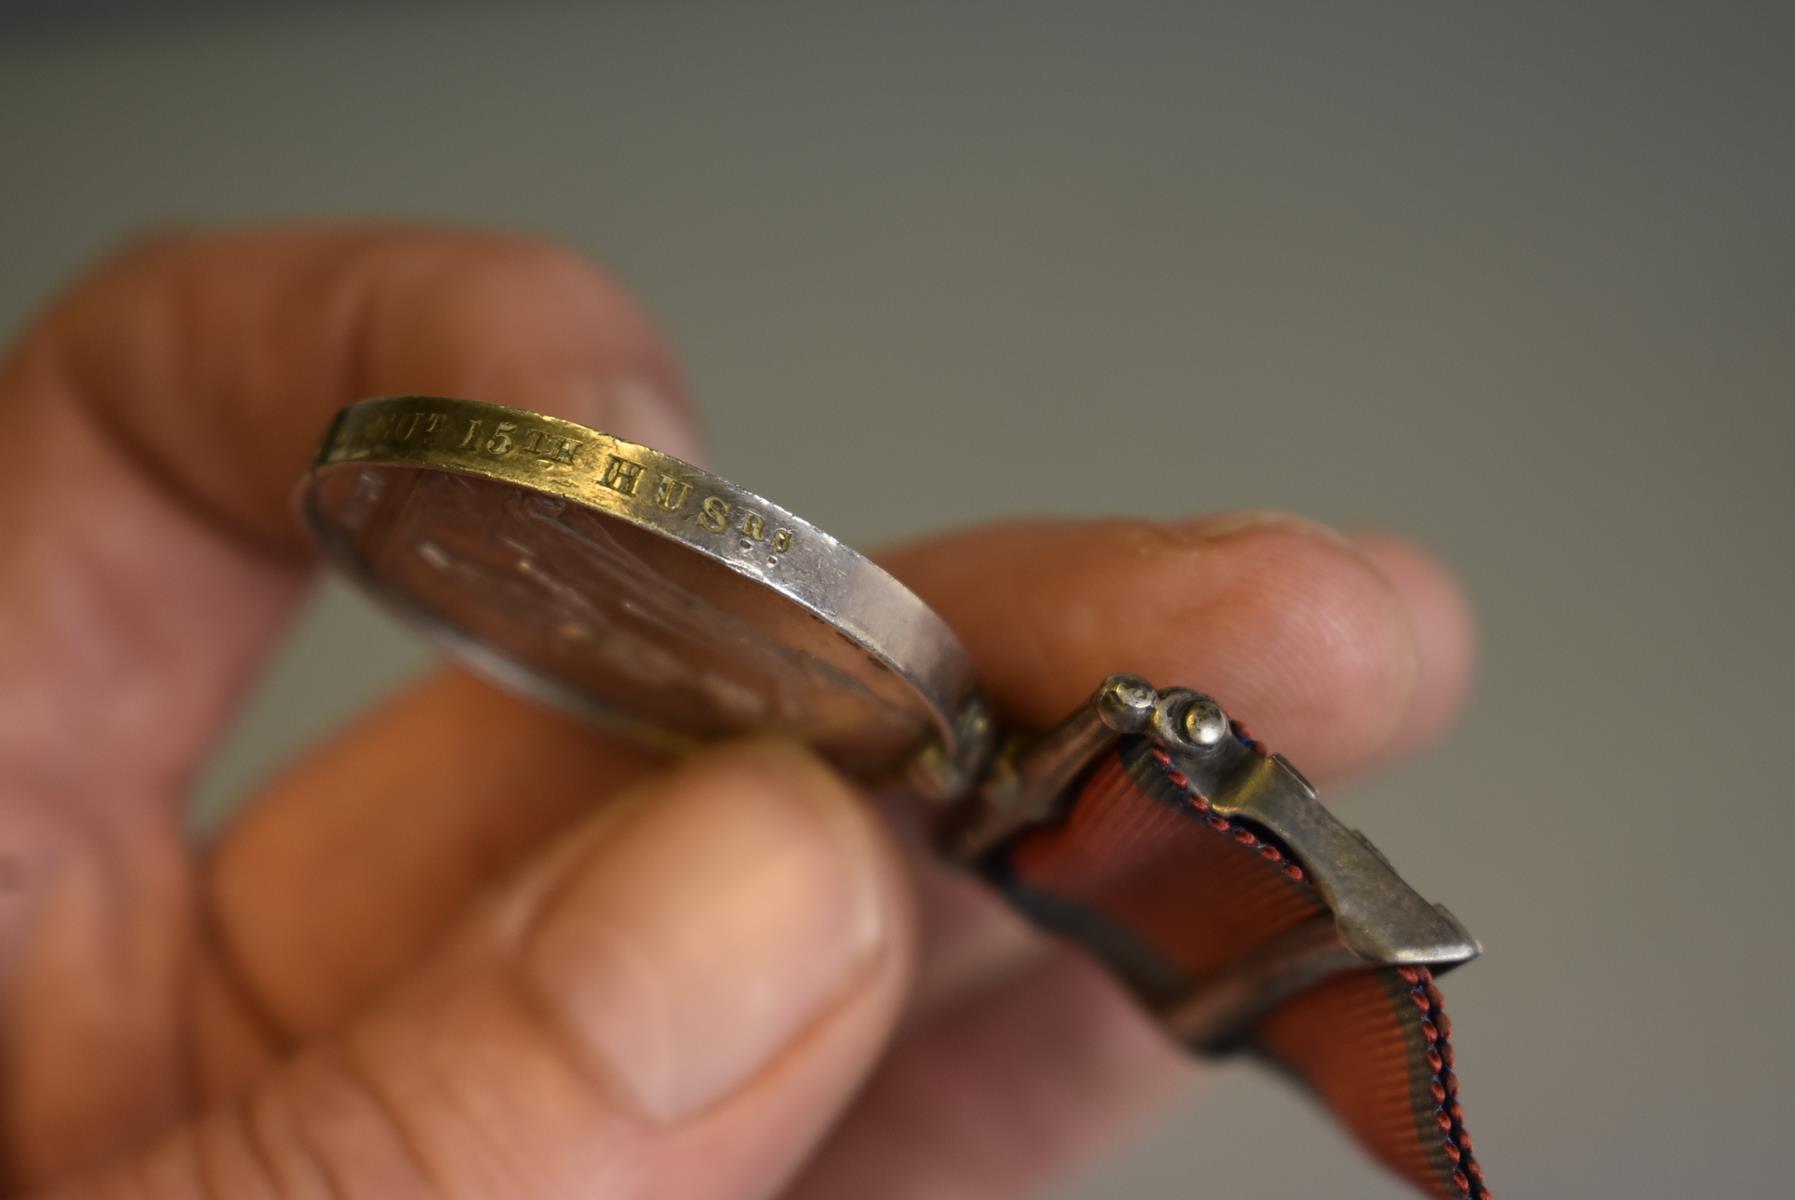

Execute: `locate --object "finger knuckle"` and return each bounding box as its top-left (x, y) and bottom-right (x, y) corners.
top-left (236, 1043), bottom-right (449, 1200)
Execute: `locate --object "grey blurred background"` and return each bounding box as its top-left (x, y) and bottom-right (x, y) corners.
top-left (2, 2), bottom-right (1790, 1196)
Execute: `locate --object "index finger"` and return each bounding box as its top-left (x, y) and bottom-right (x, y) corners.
top-left (881, 513), bottom-right (1473, 781)
top-left (0, 224), bottom-right (700, 810)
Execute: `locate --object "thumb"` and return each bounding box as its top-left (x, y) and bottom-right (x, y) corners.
top-left (67, 743), bottom-right (914, 1200)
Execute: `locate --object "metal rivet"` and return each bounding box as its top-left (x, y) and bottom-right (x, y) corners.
top-left (1181, 694), bottom-right (1230, 749)
top-left (1097, 674), bottom-right (1158, 732)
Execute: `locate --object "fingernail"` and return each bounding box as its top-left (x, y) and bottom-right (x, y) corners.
top-left (603, 376), bottom-right (709, 467)
top-left (522, 744), bottom-right (888, 1123)
top-left (1182, 509), bottom-right (1357, 549)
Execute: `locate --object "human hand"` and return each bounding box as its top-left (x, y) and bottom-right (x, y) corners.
top-left (0, 226), bottom-right (1474, 1199)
